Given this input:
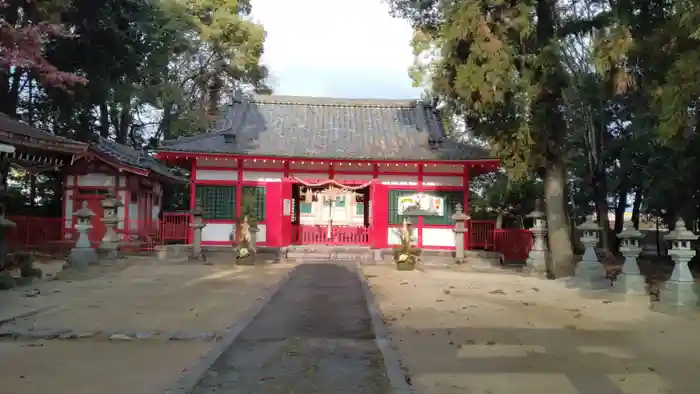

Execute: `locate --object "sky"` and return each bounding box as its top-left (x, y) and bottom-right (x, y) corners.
top-left (249, 0), bottom-right (422, 99)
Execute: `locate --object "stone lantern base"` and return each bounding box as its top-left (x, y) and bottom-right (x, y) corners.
top-left (68, 247), bottom-right (97, 270)
top-left (525, 250), bottom-right (548, 278)
top-left (652, 281), bottom-right (698, 316)
top-left (611, 272), bottom-right (647, 296)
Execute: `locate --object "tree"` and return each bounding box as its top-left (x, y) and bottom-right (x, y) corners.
top-left (386, 0), bottom-right (605, 276)
top-left (0, 0), bottom-right (87, 116)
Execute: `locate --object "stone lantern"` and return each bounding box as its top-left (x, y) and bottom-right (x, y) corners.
top-left (189, 202), bottom-right (206, 260)
top-left (525, 200), bottom-right (548, 277)
top-left (654, 218), bottom-right (698, 315)
top-left (99, 188), bottom-right (122, 259)
top-left (451, 203), bottom-right (469, 263)
top-left (613, 221), bottom-right (646, 295)
top-left (68, 201), bottom-right (97, 269)
top-left (572, 215), bottom-right (607, 290)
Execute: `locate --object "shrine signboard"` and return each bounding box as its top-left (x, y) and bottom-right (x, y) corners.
top-left (397, 193), bottom-right (444, 216)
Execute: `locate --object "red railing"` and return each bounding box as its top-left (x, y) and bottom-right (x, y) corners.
top-left (469, 220), bottom-right (496, 249)
top-left (6, 213), bottom-right (191, 255)
top-left (298, 225), bottom-right (369, 245)
top-left (493, 229), bottom-right (532, 261)
top-left (6, 216), bottom-right (65, 253)
top-left (161, 213), bottom-right (190, 243)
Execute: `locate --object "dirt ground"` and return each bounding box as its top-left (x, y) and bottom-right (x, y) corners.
top-left (0, 256), bottom-right (292, 394)
top-left (363, 265), bottom-right (700, 394)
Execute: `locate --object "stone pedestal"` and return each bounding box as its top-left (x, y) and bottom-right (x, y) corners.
top-left (451, 203), bottom-right (469, 264)
top-left (612, 221), bottom-right (646, 296)
top-left (98, 189), bottom-right (122, 260)
top-left (571, 215), bottom-right (608, 291)
top-left (67, 202), bottom-right (97, 270)
top-left (189, 203), bottom-right (206, 261)
top-left (653, 219), bottom-right (698, 316)
top-left (525, 202), bottom-right (548, 277)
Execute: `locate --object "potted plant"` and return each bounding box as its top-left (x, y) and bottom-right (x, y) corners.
top-left (393, 219), bottom-right (421, 271)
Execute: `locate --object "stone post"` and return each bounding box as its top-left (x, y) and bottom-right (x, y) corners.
top-left (571, 215), bottom-right (608, 290)
top-left (653, 218), bottom-right (698, 315)
top-left (67, 201), bottom-right (97, 269)
top-left (451, 203), bottom-right (469, 263)
top-left (612, 221), bottom-right (646, 295)
top-left (189, 203), bottom-right (206, 261)
top-left (99, 188), bottom-right (122, 260)
top-left (525, 200), bottom-right (548, 277)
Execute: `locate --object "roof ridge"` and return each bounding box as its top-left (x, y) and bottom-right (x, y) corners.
top-left (244, 94), bottom-right (421, 108)
top-left (161, 130), bottom-right (228, 146)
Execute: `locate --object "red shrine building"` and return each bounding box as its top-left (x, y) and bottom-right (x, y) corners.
top-left (156, 95), bottom-right (499, 250)
top-left (61, 137), bottom-right (187, 244)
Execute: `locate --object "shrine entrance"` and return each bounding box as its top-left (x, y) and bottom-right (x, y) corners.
top-left (291, 179), bottom-right (372, 245)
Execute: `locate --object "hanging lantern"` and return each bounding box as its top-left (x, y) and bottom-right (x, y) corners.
top-left (304, 187), bottom-right (313, 203)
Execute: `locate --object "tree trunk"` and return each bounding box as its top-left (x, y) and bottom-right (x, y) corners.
top-left (631, 187), bottom-right (642, 229)
top-left (592, 175), bottom-right (613, 254)
top-left (614, 183), bottom-right (629, 233)
top-left (99, 102), bottom-right (110, 138)
top-left (544, 160), bottom-right (575, 277)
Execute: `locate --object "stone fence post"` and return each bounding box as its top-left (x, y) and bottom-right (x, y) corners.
top-left (189, 203), bottom-right (205, 261)
top-left (451, 203), bottom-right (469, 263)
top-left (654, 218), bottom-right (698, 315)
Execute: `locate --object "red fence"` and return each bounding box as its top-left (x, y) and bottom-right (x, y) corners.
top-left (469, 220), bottom-right (496, 249)
top-left (493, 229), bottom-right (532, 261)
top-left (296, 225), bottom-right (369, 245)
top-left (6, 213), bottom-right (190, 255)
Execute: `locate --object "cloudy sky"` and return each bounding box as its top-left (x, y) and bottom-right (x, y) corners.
top-left (249, 0), bottom-right (422, 99)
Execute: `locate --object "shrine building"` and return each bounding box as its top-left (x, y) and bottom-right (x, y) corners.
top-left (156, 95), bottom-right (500, 250)
top-left (61, 136), bottom-right (187, 244)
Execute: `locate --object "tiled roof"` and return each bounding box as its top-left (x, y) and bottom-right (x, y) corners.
top-left (0, 113), bottom-right (87, 153)
top-left (92, 137), bottom-right (187, 183)
top-left (160, 95), bottom-right (492, 161)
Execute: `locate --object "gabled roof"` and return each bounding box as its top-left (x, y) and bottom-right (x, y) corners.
top-left (91, 137), bottom-right (187, 183)
top-left (159, 95), bottom-right (492, 161)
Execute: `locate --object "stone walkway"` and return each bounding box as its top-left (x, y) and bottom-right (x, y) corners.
top-left (192, 262), bottom-right (392, 394)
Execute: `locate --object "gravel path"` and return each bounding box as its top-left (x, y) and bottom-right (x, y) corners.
top-left (192, 262), bottom-right (392, 394)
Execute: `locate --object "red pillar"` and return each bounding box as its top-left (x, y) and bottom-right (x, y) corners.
top-left (265, 181), bottom-right (283, 247)
top-left (188, 159), bottom-right (197, 244)
top-left (370, 182), bottom-right (388, 249)
top-left (464, 165), bottom-right (471, 249)
top-left (417, 164), bottom-right (424, 248)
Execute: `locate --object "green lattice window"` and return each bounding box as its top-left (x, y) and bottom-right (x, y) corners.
top-left (195, 185), bottom-right (236, 220)
top-left (242, 186), bottom-right (266, 221)
top-left (388, 190), bottom-right (417, 225)
top-left (422, 191), bottom-right (464, 225)
top-left (355, 202), bottom-right (364, 216)
top-left (300, 202), bottom-right (312, 214)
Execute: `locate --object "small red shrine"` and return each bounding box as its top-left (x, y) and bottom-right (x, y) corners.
top-left (62, 137), bottom-right (187, 243)
top-left (156, 95), bottom-right (500, 250)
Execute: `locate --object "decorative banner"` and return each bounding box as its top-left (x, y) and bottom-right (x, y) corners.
top-left (398, 193), bottom-right (444, 216)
